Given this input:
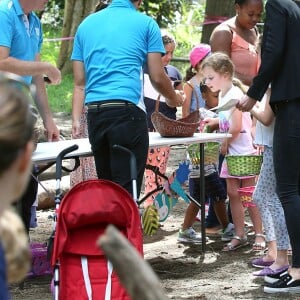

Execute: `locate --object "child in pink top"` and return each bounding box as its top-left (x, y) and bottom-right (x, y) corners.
top-left (202, 52), bottom-right (264, 251)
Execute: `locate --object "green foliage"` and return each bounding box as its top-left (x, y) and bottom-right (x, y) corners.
top-left (168, 1), bottom-right (205, 76)
top-left (38, 0), bottom-right (64, 28)
top-left (41, 27), bottom-right (73, 113)
top-left (141, 0), bottom-right (182, 28)
top-left (41, 26), bottom-right (62, 65)
top-left (169, 1), bottom-right (205, 57)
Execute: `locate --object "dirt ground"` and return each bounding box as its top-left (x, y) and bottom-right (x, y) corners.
top-left (9, 113), bottom-right (300, 300)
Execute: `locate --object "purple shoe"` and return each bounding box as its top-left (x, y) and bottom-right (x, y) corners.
top-left (253, 265), bottom-right (289, 277)
top-left (251, 257), bottom-right (274, 268)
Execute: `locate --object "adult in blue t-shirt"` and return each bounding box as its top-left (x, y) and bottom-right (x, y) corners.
top-left (0, 0), bottom-right (61, 234)
top-left (0, 0), bottom-right (61, 139)
top-left (71, 0), bottom-right (184, 197)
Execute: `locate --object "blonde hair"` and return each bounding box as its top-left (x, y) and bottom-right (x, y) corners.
top-left (201, 52), bottom-right (247, 93)
top-left (0, 80), bottom-right (35, 176)
top-left (0, 209), bottom-right (31, 283)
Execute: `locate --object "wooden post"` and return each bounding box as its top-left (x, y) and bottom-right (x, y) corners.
top-left (97, 225), bottom-right (169, 300)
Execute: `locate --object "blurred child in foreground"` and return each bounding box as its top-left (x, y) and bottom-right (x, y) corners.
top-left (0, 74), bottom-right (35, 297)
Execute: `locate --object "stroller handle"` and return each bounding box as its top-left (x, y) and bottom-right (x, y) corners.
top-left (112, 145), bottom-right (137, 181)
top-left (56, 144), bottom-right (79, 180)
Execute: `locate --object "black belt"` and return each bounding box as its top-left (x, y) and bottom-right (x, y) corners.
top-left (87, 101), bottom-right (134, 110)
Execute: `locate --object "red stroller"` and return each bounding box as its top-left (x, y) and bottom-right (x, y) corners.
top-left (50, 145), bottom-right (143, 300)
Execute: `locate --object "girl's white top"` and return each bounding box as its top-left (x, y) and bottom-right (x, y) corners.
top-left (254, 93), bottom-right (274, 147)
top-left (218, 85), bottom-right (255, 155)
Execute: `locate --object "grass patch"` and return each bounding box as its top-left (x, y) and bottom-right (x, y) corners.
top-left (45, 73), bottom-right (73, 113)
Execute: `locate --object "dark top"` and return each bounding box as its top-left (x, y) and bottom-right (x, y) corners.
top-left (247, 0), bottom-right (300, 105)
top-left (143, 65), bottom-right (182, 131)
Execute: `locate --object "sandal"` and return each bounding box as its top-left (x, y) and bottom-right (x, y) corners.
top-left (252, 233), bottom-right (266, 251)
top-left (222, 235), bottom-right (248, 252)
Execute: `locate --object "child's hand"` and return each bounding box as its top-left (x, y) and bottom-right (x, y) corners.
top-left (201, 117), bottom-right (219, 131)
top-left (203, 117), bottom-right (217, 126)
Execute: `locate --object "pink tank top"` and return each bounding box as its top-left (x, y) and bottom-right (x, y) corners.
top-left (231, 30), bottom-right (260, 79)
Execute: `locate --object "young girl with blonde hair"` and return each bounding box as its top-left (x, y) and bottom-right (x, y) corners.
top-left (202, 52), bottom-right (264, 251)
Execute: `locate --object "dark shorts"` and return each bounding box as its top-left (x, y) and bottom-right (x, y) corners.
top-left (205, 172), bottom-right (227, 201)
top-left (189, 172), bottom-right (227, 203)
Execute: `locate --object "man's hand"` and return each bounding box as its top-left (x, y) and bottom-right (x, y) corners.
top-left (166, 90), bottom-right (185, 107)
top-left (72, 119), bottom-right (81, 139)
top-left (44, 64), bottom-right (61, 85)
top-left (236, 95), bottom-right (257, 112)
top-left (43, 117), bottom-right (60, 142)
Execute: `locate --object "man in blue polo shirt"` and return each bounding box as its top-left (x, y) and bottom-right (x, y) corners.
top-left (0, 0), bottom-right (61, 234)
top-left (0, 0), bottom-right (61, 137)
top-left (72, 0), bottom-right (184, 197)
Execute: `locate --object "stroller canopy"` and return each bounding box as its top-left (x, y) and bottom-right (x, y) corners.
top-left (51, 179), bottom-right (143, 265)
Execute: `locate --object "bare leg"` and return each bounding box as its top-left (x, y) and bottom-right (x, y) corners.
top-left (181, 202), bottom-right (199, 231)
top-left (241, 177), bottom-right (264, 248)
top-left (224, 178), bottom-right (245, 249)
top-left (213, 200), bottom-right (229, 229)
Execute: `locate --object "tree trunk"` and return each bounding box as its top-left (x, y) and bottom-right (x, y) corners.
top-left (201, 0), bottom-right (235, 44)
top-left (57, 0), bottom-right (99, 75)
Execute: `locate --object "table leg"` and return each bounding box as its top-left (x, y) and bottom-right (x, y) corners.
top-left (199, 143), bottom-right (206, 252)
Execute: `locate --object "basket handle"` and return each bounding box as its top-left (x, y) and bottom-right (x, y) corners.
top-left (186, 81), bottom-right (199, 111)
top-left (155, 94), bottom-right (161, 112)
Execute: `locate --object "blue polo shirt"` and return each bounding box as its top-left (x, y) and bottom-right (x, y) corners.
top-left (71, 0), bottom-right (165, 107)
top-left (0, 0), bottom-right (43, 84)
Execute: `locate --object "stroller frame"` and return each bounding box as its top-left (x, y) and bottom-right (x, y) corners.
top-left (50, 144), bottom-right (142, 300)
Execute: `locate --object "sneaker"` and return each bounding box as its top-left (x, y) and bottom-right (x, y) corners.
top-left (252, 257), bottom-right (274, 269)
top-left (264, 272), bottom-right (300, 293)
top-left (178, 227), bottom-right (203, 244)
top-left (253, 265), bottom-right (289, 277)
top-left (264, 268), bottom-right (290, 284)
top-left (221, 223), bottom-right (235, 242)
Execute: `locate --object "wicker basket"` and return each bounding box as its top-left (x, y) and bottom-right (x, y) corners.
top-left (187, 142), bottom-right (220, 165)
top-left (226, 154), bottom-right (262, 176)
top-left (238, 186), bottom-right (256, 208)
top-left (151, 95), bottom-right (200, 137)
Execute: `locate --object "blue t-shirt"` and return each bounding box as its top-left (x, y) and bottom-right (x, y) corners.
top-left (0, 0), bottom-right (43, 84)
top-left (71, 0), bottom-right (165, 109)
top-left (189, 78), bottom-right (205, 111)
